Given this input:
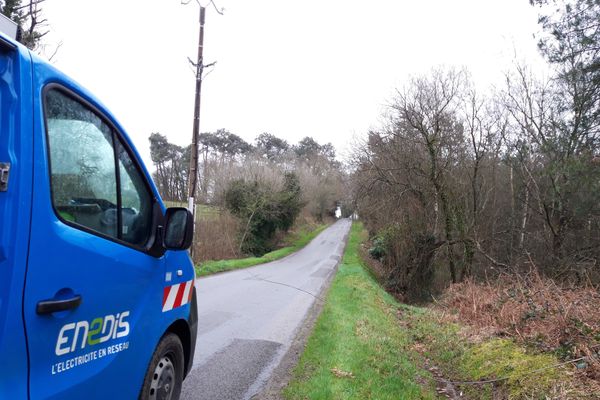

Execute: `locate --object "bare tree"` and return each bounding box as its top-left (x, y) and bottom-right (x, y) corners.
top-left (1, 0), bottom-right (48, 50)
top-left (390, 68), bottom-right (468, 282)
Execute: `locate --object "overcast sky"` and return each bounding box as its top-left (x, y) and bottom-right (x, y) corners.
top-left (41, 0), bottom-right (546, 166)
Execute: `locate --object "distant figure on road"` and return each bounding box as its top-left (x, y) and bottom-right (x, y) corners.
top-left (335, 207), bottom-right (342, 219)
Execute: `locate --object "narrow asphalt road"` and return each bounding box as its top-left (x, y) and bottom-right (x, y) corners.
top-left (181, 219), bottom-right (352, 400)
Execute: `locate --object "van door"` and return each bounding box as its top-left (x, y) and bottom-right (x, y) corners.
top-left (23, 69), bottom-right (166, 399)
top-left (0, 38), bottom-right (32, 399)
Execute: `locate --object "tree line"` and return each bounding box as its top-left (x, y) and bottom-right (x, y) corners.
top-left (149, 131), bottom-right (346, 256)
top-left (351, 0), bottom-right (600, 300)
top-left (149, 131), bottom-right (343, 215)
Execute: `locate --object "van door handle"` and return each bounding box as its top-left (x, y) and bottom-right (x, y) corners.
top-left (36, 295), bottom-right (82, 315)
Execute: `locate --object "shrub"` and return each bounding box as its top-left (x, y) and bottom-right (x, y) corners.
top-left (368, 235), bottom-right (387, 260)
top-left (224, 172), bottom-right (303, 256)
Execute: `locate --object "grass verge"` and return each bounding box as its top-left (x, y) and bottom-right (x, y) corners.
top-left (285, 222), bottom-right (578, 399)
top-left (284, 222), bottom-right (437, 399)
top-left (195, 223), bottom-right (328, 277)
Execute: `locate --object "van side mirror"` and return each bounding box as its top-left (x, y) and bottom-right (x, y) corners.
top-left (164, 207), bottom-right (194, 250)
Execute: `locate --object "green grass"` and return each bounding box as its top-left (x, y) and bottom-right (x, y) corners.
top-left (195, 224), bottom-right (328, 277)
top-left (402, 307), bottom-right (568, 399)
top-left (285, 222), bottom-right (568, 399)
top-left (284, 223), bottom-right (437, 400)
top-left (460, 339), bottom-right (561, 398)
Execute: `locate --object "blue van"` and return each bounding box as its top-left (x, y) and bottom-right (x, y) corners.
top-left (0, 16), bottom-right (197, 399)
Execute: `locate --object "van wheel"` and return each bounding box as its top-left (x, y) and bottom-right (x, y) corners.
top-left (140, 333), bottom-right (184, 400)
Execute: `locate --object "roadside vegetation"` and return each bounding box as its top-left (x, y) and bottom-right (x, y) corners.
top-left (351, 0), bottom-right (600, 297)
top-left (285, 223), bottom-right (437, 400)
top-left (287, 223), bottom-right (595, 399)
top-left (195, 223), bottom-right (327, 277)
top-left (346, 1), bottom-right (600, 394)
top-left (150, 133), bottom-right (349, 265)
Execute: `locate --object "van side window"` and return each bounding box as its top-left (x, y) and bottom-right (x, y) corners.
top-left (45, 89), bottom-right (153, 247)
top-left (46, 90), bottom-right (119, 238)
top-left (117, 141), bottom-right (153, 246)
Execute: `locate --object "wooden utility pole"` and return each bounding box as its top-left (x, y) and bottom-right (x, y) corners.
top-left (187, 6), bottom-right (206, 216)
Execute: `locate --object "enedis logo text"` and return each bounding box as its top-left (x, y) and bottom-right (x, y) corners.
top-left (55, 311), bottom-right (130, 356)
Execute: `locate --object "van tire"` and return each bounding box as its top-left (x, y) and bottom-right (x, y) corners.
top-left (139, 333), bottom-right (184, 400)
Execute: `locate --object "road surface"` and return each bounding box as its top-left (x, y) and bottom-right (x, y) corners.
top-left (181, 219), bottom-right (352, 400)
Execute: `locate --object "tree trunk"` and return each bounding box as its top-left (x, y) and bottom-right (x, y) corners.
top-left (519, 183), bottom-right (529, 249)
